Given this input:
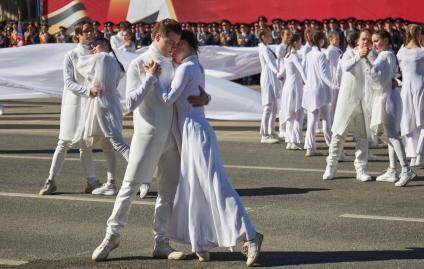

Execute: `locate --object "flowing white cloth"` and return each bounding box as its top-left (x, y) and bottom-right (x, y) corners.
top-left (76, 52), bottom-right (125, 145)
top-left (397, 47), bottom-right (424, 136)
top-left (280, 51), bottom-right (307, 124)
top-left (155, 55), bottom-right (256, 252)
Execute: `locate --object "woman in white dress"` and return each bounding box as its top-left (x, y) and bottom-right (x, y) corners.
top-left (280, 33), bottom-right (307, 150)
top-left (258, 29), bottom-right (282, 143)
top-left (397, 24), bottom-right (424, 167)
top-left (302, 30), bottom-right (338, 156)
top-left (365, 30), bottom-right (416, 187)
top-left (76, 37), bottom-right (130, 195)
top-left (145, 30), bottom-right (263, 267)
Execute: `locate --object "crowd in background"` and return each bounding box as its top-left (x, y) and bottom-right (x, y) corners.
top-left (0, 16), bottom-right (418, 53)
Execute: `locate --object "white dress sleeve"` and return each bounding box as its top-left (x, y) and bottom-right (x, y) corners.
top-left (318, 53), bottom-right (338, 90)
top-left (125, 60), bottom-right (158, 111)
top-left (156, 64), bottom-right (191, 104)
top-left (260, 45), bottom-right (279, 75)
top-left (339, 50), bottom-right (361, 72)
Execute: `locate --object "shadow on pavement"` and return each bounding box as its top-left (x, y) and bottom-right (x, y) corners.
top-left (236, 187), bottom-right (329, 196)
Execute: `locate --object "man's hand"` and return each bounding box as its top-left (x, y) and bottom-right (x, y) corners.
top-left (188, 86), bottom-right (210, 107)
top-left (90, 85), bottom-right (101, 97)
top-left (143, 61), bottom-right (161, 77)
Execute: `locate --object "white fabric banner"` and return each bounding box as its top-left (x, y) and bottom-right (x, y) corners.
top-left (0, 44), bottom-right (263, 120)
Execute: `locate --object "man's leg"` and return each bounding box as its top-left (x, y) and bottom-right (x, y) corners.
top-left (351, 109), bottom-right (372, 182)
top-left (304, 109), bottom-right (318, 151)
top-left (79, 140), bottom-right (101, 193)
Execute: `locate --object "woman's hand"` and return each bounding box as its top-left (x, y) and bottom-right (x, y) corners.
top-left (143, 61), bottom-right (161, 77)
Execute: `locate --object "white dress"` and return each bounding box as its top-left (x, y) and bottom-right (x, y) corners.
top-left (155, 55), bottom-right (256, 252)
top-left (258, 43), bottom-right (280, 105)
top-left (280, 51), bottom-right (307, 124)
top-left (397, 47), bottom-right (424, 136)
top-left (76, 52), bottom-right (125, 144)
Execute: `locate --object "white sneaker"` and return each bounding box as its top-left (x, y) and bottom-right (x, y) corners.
top-left (356, 168), bottom-right (373, 182)
top-left (410, 157), bottom-right (417, 167)
top-left (92, 233), bottom-right (120, 261)
top-left (139, 183), bottom-right (150, 199)
top-left (153, 242), bottom-right (186, 260)
top-left (291, 143), bottom-right (302, 150)
top-left (305, 149), bottom-right (322, 157)
top-left (415, 155), bottom-right (424, 167)
top-left (92, 183), bottom-right (117, 196)
top-left (85, 179), bottom-right (102, 194)
top-left (243, 232), bottom-right (263, 267)
top-left (376, 168), bottom-right (398, 183)
top-left (39, 179), bottom-right (57, 195)
top-left (395, 168), bottom-right (416, 187)
top-left (196, 252), bottom-right (210, 262)
top-left (260, 136), bottom-right (279, 144)
top-left (323, 165), bottom-right (337, 180)
top-left (285, 143), bottom-right (292, 149)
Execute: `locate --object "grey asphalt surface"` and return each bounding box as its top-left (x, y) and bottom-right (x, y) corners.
top-left (0, 98), bottom-right (423, 269)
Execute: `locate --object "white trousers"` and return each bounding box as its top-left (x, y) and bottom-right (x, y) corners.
top-left (330, 90), bottom-right (339, 124)
top-left (285, 109), bottom-right (305, 144)
top-left (260, 103), bottom-right (278, 136)
top-left (404, 128), bottom-right (424, 158)
top-left (327, 107), bottom-right (368, 170)
top-left (106, 133), bottom-right (180, 244)
top-left (383, 123), bottom-right (408, 168)
top-left (304, 105), bottom-right (332, 150)
top-left (108, 135), bottom-right (130, 162)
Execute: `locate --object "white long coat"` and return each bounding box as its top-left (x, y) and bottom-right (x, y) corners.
top-left (58, 43), bottom-right (91, 142)
top-left (258, 43), bottom-right (280, 105)
top-left (397, 47), bottom-right (424, 136)
top-left (302, 47), bottom-right (338, 112)
top-left (324, 45), bottom-right (343, 87)
top-left (332, 48), bottom-right (371, 135)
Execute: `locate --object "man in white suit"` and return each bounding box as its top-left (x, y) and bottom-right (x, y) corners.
top-left (92, 19), bottom-right (210, 261)
top-left (323, 29), bottom-right (373, 182)
top-left (39, 21), bottom-right (105, 195)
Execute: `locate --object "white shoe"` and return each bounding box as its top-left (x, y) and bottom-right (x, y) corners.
top-left (339, 151), bottom-right (348, 162)
top-left (92, 183), bottom-right (117, 196)
top-left (85, 179), bottom-right (102, 194)
top-left (368, 152), bottom-right (378, 161)
top-left (415, 155), bottom-right (424, 167)
top-left (305, 149), bottom-right (322, 157)
top-left (323, 165), bottom-right (337, 180)
top-left (196, 252), bottom-right (210, 262)
top-left (291, 143), bottom-right (302, 150)
top-left (395, 168), bottom-right (416, 187)
top-left (410, 157), bottom-right (417, 167)
top-left (153, 242), bottom-right (186, 260)
top-left (356, 168), bottom-right (373, 182)
top-left (243, 232), bottom-right (263, 267)
top-left (286, 143), bottom-right (292, 150)
top-left (139, 183), bottom-right (150, 199)
top-left (39, 179), bottom-right (57, 195)
top-left (376, 168), bottom-right (398, 183)
top-left (92, 233), bottom-right (120, 261)
top-left (260, 136), bottom-right (279, 144)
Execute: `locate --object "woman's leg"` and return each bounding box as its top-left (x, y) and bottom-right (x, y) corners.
top-left (304, 109), bottom-right (319, 150)
top-left (109, 135), bottom-right (130, 162)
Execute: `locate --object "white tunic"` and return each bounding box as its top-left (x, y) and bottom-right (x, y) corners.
top-left (397, 47), bottom-right (424, 136)
top-left (59, 43), bottom-right (91, 142)
top-left (110, 32), bottom-right (124, 50)
top-left (302, 47), bottom-right (338, 112)
top-left (280, 51), bottom-right (307, 123)
top-left (324, 45), bottom-right (342, 87)
top-left (276, 43), bottom-right (288, 74)
top-left (258, 43), bottom-right (280, 105)
top-left (76, 52), bottom-right (125, 144)
top-left (300, 43), bottom-right (312, 68)
top-left (366, 50), bottom-right (399, 132)
top-left (156, 55), bottom-right (256, 252)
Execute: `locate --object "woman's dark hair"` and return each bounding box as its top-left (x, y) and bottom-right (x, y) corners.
top-left (373, 30), bottom-right (392, 45)
top-left (180, 30), bottom-right (199, 54)
top-left (285, 33), bottom-right (301, 57)
top-left (258, 29), bottom-right (270, 43)
top-left (92, 37), bottom-right (125, 72)
top-left (346, 31), bottom-right (360, 48)
top-left (311, 30), bottom-right (325, 49)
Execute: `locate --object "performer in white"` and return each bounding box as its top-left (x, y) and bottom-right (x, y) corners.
top-left (324, 31), bottom-right (343, 122)
top-left (365, 30), bottom-right (416, 186)
top-left (150, 30), bottom-right (263, 267)
top-left (39, 21), bottom-right (103, 195)
top-left (397, 24), bottom-right (424, 167)
top-left (76, 37), bottom-right (130, 195)
top-left (112, 29), bottom-right (136, 53)
top-left (323, 30), bottom-right (373, 182)
top-left (300, 28), bottom-right (313, 68)
top-left (302, 31), bottom-right (338, 156)
top-left (91, 19), bottom-right (209, 261)
top-left (258, 29), bottom-right (283, 144)
top-left (276, 28), bottom-right (292, 139)
top-left (280, 33), bottom-right (306, 150)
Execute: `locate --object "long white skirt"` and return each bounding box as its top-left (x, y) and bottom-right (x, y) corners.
top-left (169, 112), bottom-right (256, 252)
